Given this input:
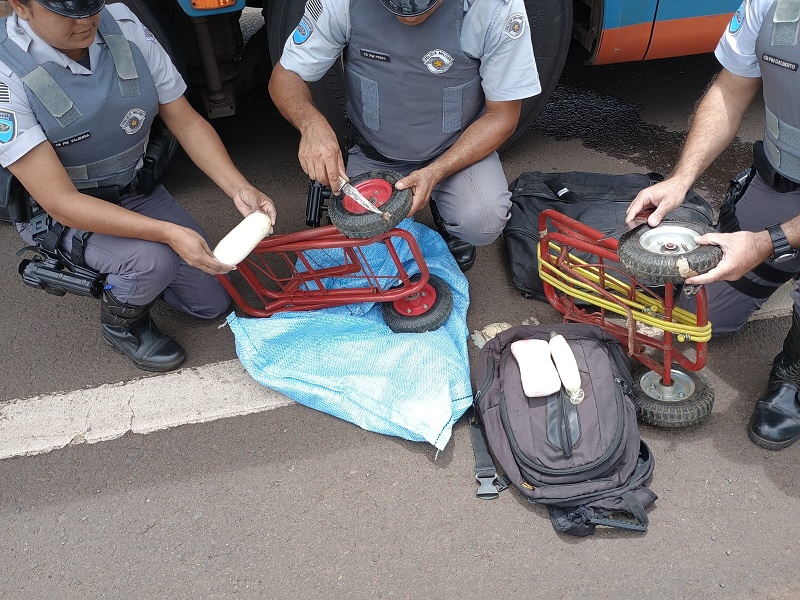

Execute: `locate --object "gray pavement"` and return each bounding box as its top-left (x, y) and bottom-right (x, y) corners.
top-left (1, 50), bottom-right (799, 599)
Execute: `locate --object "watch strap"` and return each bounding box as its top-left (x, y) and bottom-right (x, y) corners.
top-left (767, 223), bottom-right (796, 261)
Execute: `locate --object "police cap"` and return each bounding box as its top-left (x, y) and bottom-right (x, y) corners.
top-left (379, 0), bottom-right (440, 17)
top-left (33, 0), bottom-right (105, 18)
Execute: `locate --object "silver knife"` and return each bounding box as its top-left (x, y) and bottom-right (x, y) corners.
top-left (338, 177), bottom-right (384, 216)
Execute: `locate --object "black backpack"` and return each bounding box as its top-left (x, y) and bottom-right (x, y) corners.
top-left (470, 323), bottom-right (657, 537)
top-left (503, 171), bottom-right (715, 300)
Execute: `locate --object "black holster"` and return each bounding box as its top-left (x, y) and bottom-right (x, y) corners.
top-left (137, 128), bottom-right (172, 196)
top-left (718, 165), bottom-right (755, 234)
top-left (0, 168), bottom-right (31, 223)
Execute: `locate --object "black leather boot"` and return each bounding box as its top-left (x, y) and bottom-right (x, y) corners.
top-left (100, 290), bottom-right (186, 372)
top-left (748, 309), bottom-right (800, 450)
top-left (429, 200), bottom-right (476, 272)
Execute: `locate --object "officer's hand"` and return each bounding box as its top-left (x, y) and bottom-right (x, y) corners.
top-left (232, 185), bottom-right (277, 227)
top-left (170, 227), bottom-right (237, 275)
top-left (626, 179), bottom-right (690, 227)
top-left (297, 126), bottom-right (346, 191)
top-left (395, 168), bottom-right (439, 216)
top-left (684, 230), bottom-right (773, 285)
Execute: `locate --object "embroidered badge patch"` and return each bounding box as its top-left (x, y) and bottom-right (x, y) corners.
top-left (119, 108), bottom-right (146, 135)
top-left (422, 49), bottom-right (454, 74)
top-left (0, 109), bottom-right (16, 144)
top-left (762, 53), bottom-right (798, 71)
top-left (503, 13), bottom-right (526, 39)
top-left (292, 16), bottom-right (314, 45)
top-left (729, 5), bottom-right (745, 34)
top-left (142, 25), bottom-right (156, 43)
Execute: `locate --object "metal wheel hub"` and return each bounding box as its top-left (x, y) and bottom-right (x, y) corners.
top-left (639, 225), bottom-right (700, 255)
top-left (638, 369), bottom-right (696, 402)
top-left (392, 283), bottom-right (436, 316)
top-left (342, 178), bottom-right (393, 214)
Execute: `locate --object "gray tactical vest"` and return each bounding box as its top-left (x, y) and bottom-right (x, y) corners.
top-left (0, 8), bottom-right (158, 190)
top-left (756, 0), bottom-right (800, 182)
top-left (345, 0), bottom-right (482, 162)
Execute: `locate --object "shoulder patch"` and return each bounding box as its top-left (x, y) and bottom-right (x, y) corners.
top-left (292, 15), bottom-right (315, 45)
top-left (729, 4), bottom-right (746, 34)
top-left (0, 109), bottom-right (17, 144)
top-left (0, 82), bottom-right (10, 103)
top-left (502, 13), bottom-right (526, 39)
top-left (142, 25), bottom-right (157, 43)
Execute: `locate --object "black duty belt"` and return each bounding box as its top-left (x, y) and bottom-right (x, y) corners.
top-left (754, 140), bottom-right (800, 193)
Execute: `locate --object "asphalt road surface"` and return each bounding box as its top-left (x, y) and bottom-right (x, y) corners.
top-left (2, 47), bottom-right (799, 599)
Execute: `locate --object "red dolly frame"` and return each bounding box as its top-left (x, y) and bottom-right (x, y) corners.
top-left (216, 224), bottom-right (433, 319)
top-left (537, 208), bottom-right (711, 387)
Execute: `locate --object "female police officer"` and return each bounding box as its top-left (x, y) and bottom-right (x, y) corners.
top-left (0, 0), bottom-right (276, 372)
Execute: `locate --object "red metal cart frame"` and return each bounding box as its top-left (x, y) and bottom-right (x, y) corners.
top-left (537, 208), bottom-right (711, 387)
top-left (217, 224), bottom-right (431, 319)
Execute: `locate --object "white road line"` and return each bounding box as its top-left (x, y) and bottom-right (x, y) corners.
top-left (0, 360), bottom-right (293, 460)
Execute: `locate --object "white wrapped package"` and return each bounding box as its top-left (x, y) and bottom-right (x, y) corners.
top-left (549, 332), bottom-right (585, 404)
top-left (510, 338), bottom-right (561, 398)
top-left (213, 211), bottom-right (272, 265)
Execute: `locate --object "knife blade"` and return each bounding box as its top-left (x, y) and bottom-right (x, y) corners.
top-left (598, 218), bottom-right (649, 242)
top-left (338, 177), bottom-right (384, 216)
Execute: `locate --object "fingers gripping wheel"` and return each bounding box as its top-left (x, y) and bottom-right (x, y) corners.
top-left (617, 221), bottom-right (722, 285)
top-left (328, 170), bottom-right (412, 238)
top-left (381, 274), bottom-right (453, 333)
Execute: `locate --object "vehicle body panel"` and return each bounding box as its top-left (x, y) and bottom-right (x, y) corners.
top-left (176, 0), bottom-right (245, 18)
top-left (593, 0), bottom-right (742, 64)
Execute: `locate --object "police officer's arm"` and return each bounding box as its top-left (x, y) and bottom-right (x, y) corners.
top-left (7, 141), bottom-right (234, 275)
top-left (395, 98), bottom-right (521, 215)
top-left (157, 96), bottom-right (277, 224)
top-left (268, 63), bottom-right (346, 191)
top-left (626, 68), bottom-right (762, 226)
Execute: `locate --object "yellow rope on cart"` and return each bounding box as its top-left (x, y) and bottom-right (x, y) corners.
top-left (537, 243), bottom-right (712, 342)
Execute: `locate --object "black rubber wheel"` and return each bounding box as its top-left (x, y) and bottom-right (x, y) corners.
top-left (382, 274), bottom-right (453, 333)
top-left (266, 0), bottom-right (350, 154)
top-left (500, 0), bottom-right (573, 151)
top-left (617, 221), bottom-right (722, 285)
top-left (328, 170), bottom-right (411, 238)
top-left (266, 0), bottom-right (571, 155)
top-left (632, 364), bottom-right (715, 429)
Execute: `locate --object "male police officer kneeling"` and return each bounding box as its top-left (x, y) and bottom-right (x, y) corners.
top-left (626, 0), bottom-right (800, 450)
top-left (0, 0), bottom-right (276, 371)
top-left (269, 0), bottom-right (540, 272)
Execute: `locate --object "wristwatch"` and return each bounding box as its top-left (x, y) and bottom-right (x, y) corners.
top-left (766, 223), bottom-right (798, 263)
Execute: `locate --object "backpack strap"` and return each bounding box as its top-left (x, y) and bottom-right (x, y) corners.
top-left (587, 491), bottom-right (649, 532)
top-left (469, 408), bottom-right (506, 500)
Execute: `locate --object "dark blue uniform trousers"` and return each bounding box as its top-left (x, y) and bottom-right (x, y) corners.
top-left (17, 184), bottom-right (230, 318)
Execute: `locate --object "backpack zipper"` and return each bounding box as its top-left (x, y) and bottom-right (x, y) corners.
top-left (503, 226), bottom-right (539, 242)
top-left (558, 388), bottom-right (573, 457)
top-left (499, 377), bottom-right (626, 477)
top-left (473, 352), bottom-right (496, 406)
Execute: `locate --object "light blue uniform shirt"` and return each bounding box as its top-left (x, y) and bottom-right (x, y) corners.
top-left (279, 0), bottom-right (541, 102)
top-left (0, 3), bottom-right (185, 168)
top-left (715, 0), bottom-right (774, 77)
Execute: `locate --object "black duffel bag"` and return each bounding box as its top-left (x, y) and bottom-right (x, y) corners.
top-left (503, 171), bottom-right (715, 300)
